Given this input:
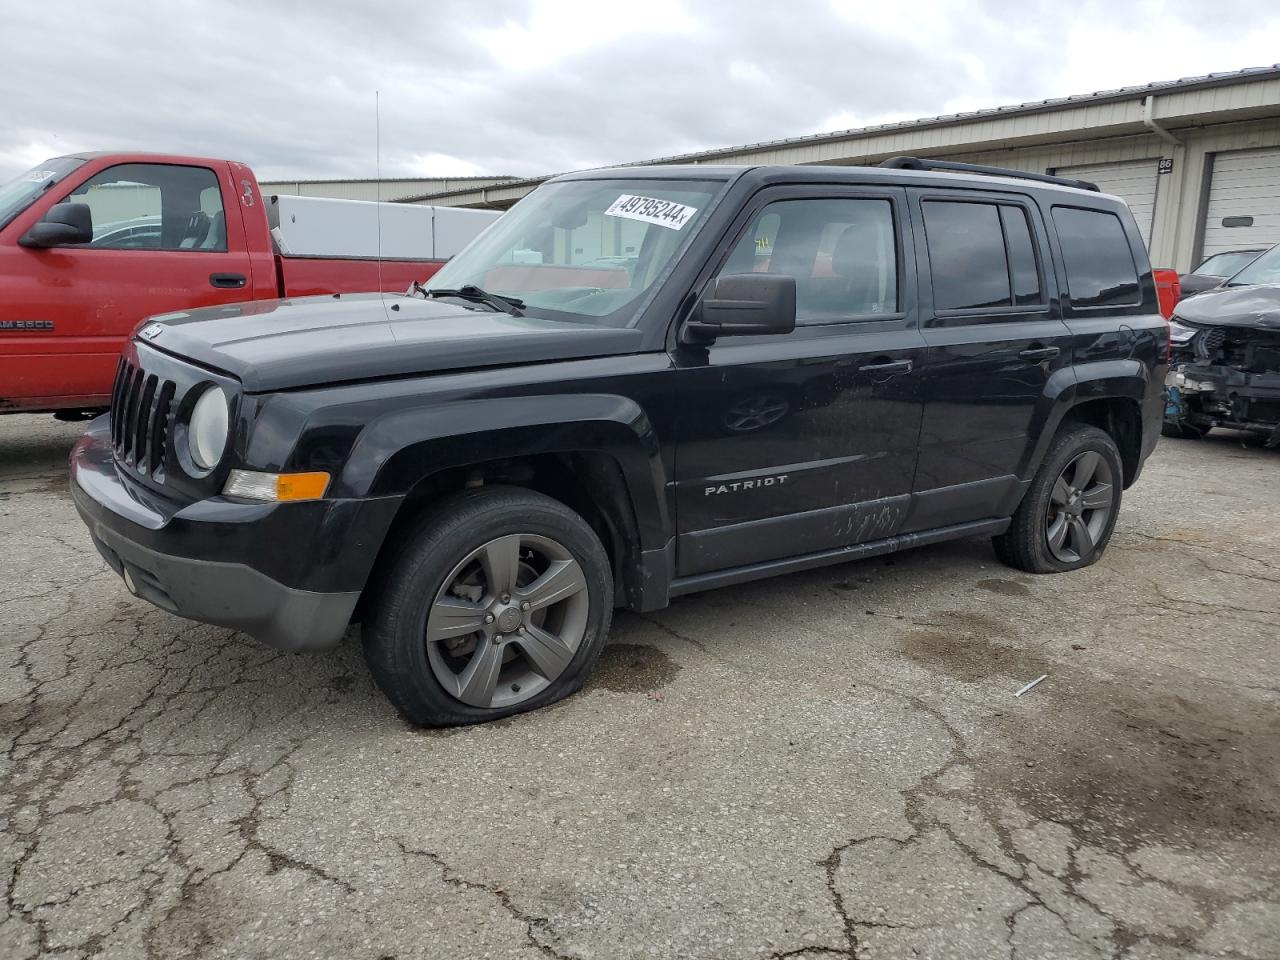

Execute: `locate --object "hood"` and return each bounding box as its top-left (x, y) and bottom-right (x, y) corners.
top-left (136, 294), bottom-right (645, 392)
top-left (1173, 283), bottom-right (1280, 332)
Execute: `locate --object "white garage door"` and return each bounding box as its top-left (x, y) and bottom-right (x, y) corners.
top-left (1201, 147), bottom-right (1280, 258)
top-left (1056, 160), bottom-right (1161, 248)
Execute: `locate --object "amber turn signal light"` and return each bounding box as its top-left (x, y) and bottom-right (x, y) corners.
top-left (223, 469), bottom-right (330, 502)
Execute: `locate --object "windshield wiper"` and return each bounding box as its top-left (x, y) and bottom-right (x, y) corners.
top-left (421, 284), bottom-right (524, 316)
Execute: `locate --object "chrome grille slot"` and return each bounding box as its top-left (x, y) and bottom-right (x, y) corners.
top-left (133, 375), bottom-right (157, 465)
top-left (120, 365), bottom-right (144, 458)
top-left (149, 382), bottom-right (176, 480)
top-left (110, 357), bottom-right (179, 482)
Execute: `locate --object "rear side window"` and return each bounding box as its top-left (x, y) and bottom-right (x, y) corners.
top-left (922, 200), bottom-right (1043, 311)
top-left (1052, 207), bottom-right (1140, 307)
top-left (1001, 207), bottom-right (1042, 306)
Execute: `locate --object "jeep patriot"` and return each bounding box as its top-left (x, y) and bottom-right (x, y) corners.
top-left (71, 158), bottom-right (1167, 726)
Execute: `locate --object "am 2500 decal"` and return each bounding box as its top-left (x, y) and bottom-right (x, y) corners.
top-left (0, 320), bottom-right (54, 332)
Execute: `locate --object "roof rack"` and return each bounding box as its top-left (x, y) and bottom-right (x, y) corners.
top-left (878, 156), bottom-right (1100, 192)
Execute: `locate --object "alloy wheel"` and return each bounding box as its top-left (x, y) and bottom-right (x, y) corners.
top-left (425, 534), bottom-right (590, 708)
top-left (1044, 450), bottom-right (1115, 564)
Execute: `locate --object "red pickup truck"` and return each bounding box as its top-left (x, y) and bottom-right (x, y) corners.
top-left (0, 152), bottom-right (497, 416)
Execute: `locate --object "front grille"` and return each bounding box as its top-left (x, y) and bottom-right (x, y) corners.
top-left (110, 356), bottom-right (178, 482)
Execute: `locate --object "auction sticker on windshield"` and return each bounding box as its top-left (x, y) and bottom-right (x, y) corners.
top-left (605, 195), bottom-right (698, 230)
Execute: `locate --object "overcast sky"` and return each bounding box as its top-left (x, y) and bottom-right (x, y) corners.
top-left (3, 0), bottom-right (1278, 183)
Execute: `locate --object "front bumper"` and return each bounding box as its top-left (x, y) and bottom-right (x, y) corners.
top-left (1165, 362), bottom-right (1280, 439)
top-left (70, 416), bottom-right (399, 651)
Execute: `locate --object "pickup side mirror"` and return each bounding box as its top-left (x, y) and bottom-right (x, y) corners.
top-left (682, 273), bottom-right (797, 344)
top-left (19, 203), bottom-right (94, 249)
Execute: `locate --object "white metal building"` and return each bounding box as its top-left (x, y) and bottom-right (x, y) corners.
top-left (400, 65), bottom-right (1280, 272)
top-left (257, 175), bottom-right (517, 203)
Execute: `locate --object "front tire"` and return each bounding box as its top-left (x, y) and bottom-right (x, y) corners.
top-left (994, 424), bottom-right (1123, 574)
top-left (363, 487), bottom-right (613, 727)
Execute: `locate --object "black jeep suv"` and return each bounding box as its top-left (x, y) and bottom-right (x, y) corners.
top-left (71, 158), bottom-right (1167, 726)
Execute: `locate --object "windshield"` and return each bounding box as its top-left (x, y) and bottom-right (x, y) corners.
top-left (1226, 244), bottom-right (1280, 287)
top-left (0, 157), bottom-right (85, 231)
top-left (1194, 250), bottom-right (1262, 277)
top-left (421, 178), bottom-right (724, 326)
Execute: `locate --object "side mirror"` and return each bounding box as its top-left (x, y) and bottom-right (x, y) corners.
top-left (19, 202), bottom-right (94, 249)
top-left (682, 273), bottom-right (797, 344)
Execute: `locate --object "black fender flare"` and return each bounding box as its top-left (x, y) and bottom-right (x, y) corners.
top-left (1021, 358), bottom-right (1151, 482)
top-left (335, 393), bottom-right (670, 551)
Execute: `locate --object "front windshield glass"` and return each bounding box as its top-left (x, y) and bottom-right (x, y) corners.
top-left (422, 178), bottom-right (724, 326)
top-left (1227, 244), bottom-right (1280, 287)
top-left (0, 157), bottom-right (85, 231)
top-left (1194, 250), bottom-right (1261, 277)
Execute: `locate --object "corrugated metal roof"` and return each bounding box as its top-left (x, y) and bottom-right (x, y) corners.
top-left (639, 64), bottom-right (1280, 164)
top-left (402, 63), bottom-right (1280, 203)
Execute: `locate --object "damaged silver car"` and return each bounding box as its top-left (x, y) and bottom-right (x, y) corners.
top-left (1165, 243), bottom-right (1280, 445)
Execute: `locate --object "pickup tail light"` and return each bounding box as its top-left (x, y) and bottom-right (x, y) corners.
top-left (1152, 268), bottom-right (1180, 362)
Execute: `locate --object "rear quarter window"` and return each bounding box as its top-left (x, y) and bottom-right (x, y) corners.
top-left (1052, 206), bottom-right (1140, 308)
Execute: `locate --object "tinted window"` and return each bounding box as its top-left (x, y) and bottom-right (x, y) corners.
top-left (63, 163), bottom-right (226, 252)
top-left (1224, 244), bottom-right (1280, 287)
top-left (1052, 207), bottom-right (1140, 307)
top-left (1194, 250), bottom-right (1261, 277)
top-left (1001, 206), bottom-right (1042, 306)
top-left (923, 201), bottom-right (1011, 310)
top-left (717, 198), bottom-right (897, 322)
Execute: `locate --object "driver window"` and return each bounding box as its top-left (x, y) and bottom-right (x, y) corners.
top-left (63, 163), bottom-right (227, 252)
top-left (717, 198), bottom-right (898, 323)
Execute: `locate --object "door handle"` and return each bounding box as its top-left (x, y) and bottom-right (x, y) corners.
top-left (209, 272), bottom-right (247, 289)
top-left (1019, 346), bottom-right (1060, 362)
top-left (858, 359), bottom-right (913, 375)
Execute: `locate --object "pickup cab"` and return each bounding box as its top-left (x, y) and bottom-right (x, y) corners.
top-left (71, 158), bottom-right (1167, 727)
top-left (0, 152), bottom-right (498, 415)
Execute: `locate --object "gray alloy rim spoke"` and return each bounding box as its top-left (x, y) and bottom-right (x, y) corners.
top-left (1080, 483), bottom-right (1113, 511)
top-left (426, 596), bottom-right (486, 643)
top-left (425, 532), bottom-right (591, 710)
top-left (454, 640), bottom-right (504, 707)
top-left (479, 535), bottom-right (522, 598)
top-left (1067, 515), bottom-right (1094, 556)
top-left (1072, 451), bottom-right (1100, 489)
top-left (1044, 449), bottom-right (1114, 564)
top-left (519, 559), bottom-right (587, 611)
top-left (1047, 513), bottom-right (1070, 552)
top-left (514, 624), bottom-right (575, 681)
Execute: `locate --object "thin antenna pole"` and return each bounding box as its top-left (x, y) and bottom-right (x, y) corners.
top-left (375, 90), bottom-right (384, 299)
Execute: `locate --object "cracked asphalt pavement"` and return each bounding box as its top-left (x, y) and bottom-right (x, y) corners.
top-left (2, 414), bottom-right (1278, 960)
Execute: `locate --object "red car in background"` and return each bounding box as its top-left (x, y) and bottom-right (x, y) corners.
top-left (0, 152), bottom-right (498, 416)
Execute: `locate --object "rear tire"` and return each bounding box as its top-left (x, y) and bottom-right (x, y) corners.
top-left (363, 486), bottom-right (613, 727)
top-left (994, 424), bottom-right (1123, 574)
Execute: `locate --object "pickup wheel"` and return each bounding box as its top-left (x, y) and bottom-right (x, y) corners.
top-left (363, 487), bottom-right (613, 727)
top-left (993, 424), bottom-right (1123, 574)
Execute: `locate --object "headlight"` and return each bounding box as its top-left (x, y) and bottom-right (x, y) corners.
top-left (188, 385), bottom-right (229, 471)
top-left (1168, 319), bottom-right (1199, 345)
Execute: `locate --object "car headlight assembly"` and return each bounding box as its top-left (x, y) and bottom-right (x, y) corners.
top-left (1168, 319), bottom-right (1199, 345)
top-left (187, 385), bottom-right (229, 472)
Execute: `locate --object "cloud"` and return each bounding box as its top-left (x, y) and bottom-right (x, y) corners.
top-left (1, 0), bottom-right (1277, 183)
